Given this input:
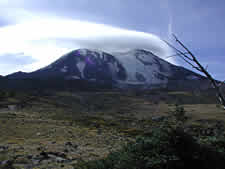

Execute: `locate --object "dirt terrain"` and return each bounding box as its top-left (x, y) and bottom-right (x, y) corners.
top-left (0, 90), bottom-right (224, 168)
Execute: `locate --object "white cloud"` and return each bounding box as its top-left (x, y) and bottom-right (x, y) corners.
top-left (0, 17), bottom-right (173, 75)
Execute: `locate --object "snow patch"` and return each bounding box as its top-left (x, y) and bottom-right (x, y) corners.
top-left (107, 62), bottom-right (118, 79)
top-left (92, 49), bottom-right (104, 59)
top-left (114, 50), bottom-right (171, 85)
top-left (77, 61), bottom-right (86, 78)
top-left (60, 66), bottom-right (68, 73)
top-left (71, 75), bottom-right (80, 79)
top-left (78, 49), bottom-right (88, 56)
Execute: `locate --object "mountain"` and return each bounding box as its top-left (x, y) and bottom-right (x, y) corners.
top-left (6, 71), bottom-right (28, 79)
top-left (7, 49), bottom-right (126, 81)
top-left (5, 49), bottom-right (209, 90)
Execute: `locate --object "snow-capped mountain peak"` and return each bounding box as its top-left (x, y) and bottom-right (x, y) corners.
top-left (6, 48), bottom-right (205, 89)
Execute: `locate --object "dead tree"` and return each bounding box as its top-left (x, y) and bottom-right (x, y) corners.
top-left (163, 34), bottom-right (225, 109)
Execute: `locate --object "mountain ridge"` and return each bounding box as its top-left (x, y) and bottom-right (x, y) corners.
top-left (4, 48), bottom-right (209, 90)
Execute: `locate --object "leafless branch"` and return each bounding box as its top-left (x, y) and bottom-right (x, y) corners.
top-left (163, 39), bottom-right (193, 62)
top-left (163, 40), bottom-right (201, 71)
top-left (164, 34), bottom-right (225, 109)
top-left (165, 52), bottom-right (189, 59)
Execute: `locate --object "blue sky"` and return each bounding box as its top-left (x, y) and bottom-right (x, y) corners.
top-left (0, 0), bottom-right (224, 80)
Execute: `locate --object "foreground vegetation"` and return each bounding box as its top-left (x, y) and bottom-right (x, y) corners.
top-left (0, 89), bottom-right (224, 168)
top-left (75, 128), bottom-right (225, 169)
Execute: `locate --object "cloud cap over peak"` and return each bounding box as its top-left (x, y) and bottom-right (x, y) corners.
top-left (0, 18), bottom-right (173, 75)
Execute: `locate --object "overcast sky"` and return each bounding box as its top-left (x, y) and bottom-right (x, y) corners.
top-left (0, 0), bottom-right (224, 80)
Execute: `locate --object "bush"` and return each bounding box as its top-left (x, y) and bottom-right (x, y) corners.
top-left (74, 128), bottom-right (179, 169)
top-left (172, 104), bottom-right (187, 122)
top-left (74, 128), bottom-right (225, 169)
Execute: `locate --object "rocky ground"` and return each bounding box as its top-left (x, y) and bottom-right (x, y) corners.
top-left (0, 109), bottom-right (135, 168)
top-left (0, 90), bottom-right (224, 168)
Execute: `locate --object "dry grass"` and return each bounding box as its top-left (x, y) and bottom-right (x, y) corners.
top-left (0, 89), bottom-right (224, 168)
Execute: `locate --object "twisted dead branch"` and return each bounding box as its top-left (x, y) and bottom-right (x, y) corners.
top-left (164, 34), bottom-right (225, 109)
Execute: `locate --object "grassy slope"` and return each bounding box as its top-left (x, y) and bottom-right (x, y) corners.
top-left (0, 89), bottom-right (224, 168)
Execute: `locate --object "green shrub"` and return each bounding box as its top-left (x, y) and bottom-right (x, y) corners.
top-left (74, 128), bottom-right (178, 169)
top-left (172, 104), bottom-right (187, 122)
top-left (199, 136), bottom-right (225, 153)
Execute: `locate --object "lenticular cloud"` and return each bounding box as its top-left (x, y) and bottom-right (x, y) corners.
top-left (0, 18), bottom-right (173, 74)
